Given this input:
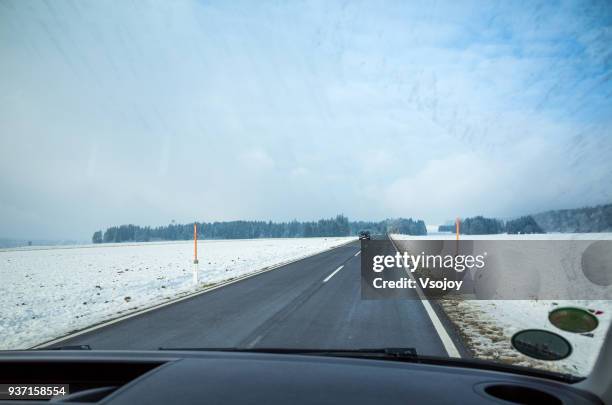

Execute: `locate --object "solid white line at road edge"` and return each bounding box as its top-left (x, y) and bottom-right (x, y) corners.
top-left (323, 265), bottom-right (344, 283)
top-left (388, 237), bottom-right (462, 358)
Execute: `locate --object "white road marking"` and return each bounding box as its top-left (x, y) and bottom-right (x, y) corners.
top-left (389, 237), bottom-right (462, 358)
top-left (323, 265), bottom-right (344, 283)
top-left (354, 251), bottom-right (361, 256)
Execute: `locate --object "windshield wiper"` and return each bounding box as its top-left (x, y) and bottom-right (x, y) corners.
top-left (158, 346), bottom-right (417, 359)
top-left (42, 345), bottom-right (91, 350)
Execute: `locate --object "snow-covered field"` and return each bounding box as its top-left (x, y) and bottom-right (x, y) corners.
top-left (392, 232), bottom-right (612, 376)
top-left (0, 237), bottom-right (355, 350)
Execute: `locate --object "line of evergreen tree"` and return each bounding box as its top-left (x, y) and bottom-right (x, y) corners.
top-left (436, 203), bottom-right (612, 235)
top-left (437, 216), bottom-right (544, 235)
top-left (532, 203), bottom-right (612, 233)
top-left (92, 216), bottom-right (427, 243)
top-left (349, 218), bottom-right (427, 236)
top-left (438, 215), bottom-right (545, 235)
top-left (505, 216), bottom-right (544, 234)
top-left (460, 216), bottom-right (505, 235)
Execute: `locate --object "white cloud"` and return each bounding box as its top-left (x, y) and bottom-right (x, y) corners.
top-left (0, 0), bottom-right (610, 238)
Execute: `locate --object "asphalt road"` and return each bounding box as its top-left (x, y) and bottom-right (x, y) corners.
top-left (52, 236), bottom-right (463, 357)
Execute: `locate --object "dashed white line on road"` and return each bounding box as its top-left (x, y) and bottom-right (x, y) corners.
top-left (354, 251), bottom-right (361, 256)
top-left (323, 265), bottom-right (344, 283)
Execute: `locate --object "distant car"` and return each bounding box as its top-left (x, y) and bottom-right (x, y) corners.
top-left (359, 231), bottom-right (371, 240)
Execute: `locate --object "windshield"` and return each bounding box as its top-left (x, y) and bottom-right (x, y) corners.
top-left (1, 0), bottom-right (611, 380)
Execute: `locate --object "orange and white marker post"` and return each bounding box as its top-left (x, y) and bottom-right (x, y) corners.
top-left (455, 217), bottom-right (461, 256)
top-left (193, 223), bottom-right (199, 285)
top-left (456, 217), bottom-right (460, 240)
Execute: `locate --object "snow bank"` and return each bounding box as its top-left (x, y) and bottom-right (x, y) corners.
top-left (391, 232), bottom-right (612, 376)
top-left (0, 237), bottom-right (354, 349)
top-left (441, 299), bottom-right (610, 376)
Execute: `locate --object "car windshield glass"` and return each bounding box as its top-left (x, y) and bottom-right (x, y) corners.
top-left (1, 0), bottom-right (611, 379)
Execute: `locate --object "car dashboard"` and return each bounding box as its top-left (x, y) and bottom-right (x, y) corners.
top-left (0, 350), bottom-right (602, 404)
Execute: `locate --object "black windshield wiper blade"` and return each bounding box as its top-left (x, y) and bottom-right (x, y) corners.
top-left (41, 345), bottom-right (91, 350)
top-left (158, 347), bottom-right (418, 360)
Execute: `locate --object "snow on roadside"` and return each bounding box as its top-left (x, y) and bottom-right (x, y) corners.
top-left (0, 237), bottom-right (355, 350)
top-left (391, 232), bottom-right (612, 376)
top-left (440, 299), bottom-right (610, 376)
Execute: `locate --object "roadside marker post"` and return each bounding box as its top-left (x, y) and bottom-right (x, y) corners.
top-left (193, 223), bottom-right (199, 285)
top-left (455, 217), bottom-right (461, 256)
top-left (456, 217), bottom-right (460, 240)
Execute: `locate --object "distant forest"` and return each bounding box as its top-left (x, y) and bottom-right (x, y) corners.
top-left (437, 203), bottom-right (612, 235)
top-left (438, 215), bottom-right (544, 235)
top-left (92, 215), bottom-right (427, 243)
top-left (93, 203), bottom-right (612, 242)
top-left (532, 203), bottom-right (612, 233)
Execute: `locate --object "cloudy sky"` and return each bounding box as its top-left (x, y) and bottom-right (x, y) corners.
top-left (1, 0), bottom-right (611, 240)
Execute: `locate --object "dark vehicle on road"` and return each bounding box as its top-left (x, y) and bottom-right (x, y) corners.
top-left (359, 231), bottom-right (371, 240)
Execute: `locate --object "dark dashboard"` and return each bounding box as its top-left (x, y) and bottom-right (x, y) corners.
top-left (0, 350), bottom-right (601, 404)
